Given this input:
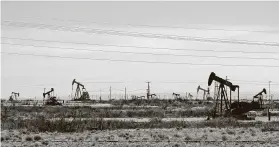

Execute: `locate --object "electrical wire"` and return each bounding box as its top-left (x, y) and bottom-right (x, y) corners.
top-left (87, 87), bottom-right (110, 92)
top-left (111, 87), bottom-right (125, 92)
top-left (3, 37), bottom-right (278, 54)
top-left (3, 42), bottom-right (279, 61)
top-left (127, 89), bottom-right (146, 92)
top-left (2, 21), bottom-right (279, 46)
top-left (2, 51), bottom-right (279, 68)
top-left (10, 16), bottom-right (279, 34)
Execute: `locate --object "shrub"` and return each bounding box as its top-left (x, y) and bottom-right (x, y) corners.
top-left (34, 135), bottom-right (42, 141)
top-left (222, 135), bottom-right (227, 141)
top-left (25, 136), bottom-right (33, 141)
top-left (42, 141), bottom-right (48, 145)
top-left (261, 122), bottom-right (279, 132)
top-left (226, 129), bottom-right (235, 135)
top-left (184, 135), bottom-right (192, 141)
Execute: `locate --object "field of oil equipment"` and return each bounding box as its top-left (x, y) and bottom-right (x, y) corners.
top-left (2, 2), bottom-right (279, 147)
top-left (1, 72), bottom-right (279, 147)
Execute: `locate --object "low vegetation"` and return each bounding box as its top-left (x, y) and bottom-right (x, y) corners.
top-left (1, 104), bottom-right (211, 120)
top-left (2, 115), bottom-right (279, 132)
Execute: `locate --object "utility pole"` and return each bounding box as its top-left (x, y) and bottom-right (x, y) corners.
top-left (100, 89), bottom-right (102, 101)
top-left (109, 86), bottom-right (111, 101)
top-left (43, 88), bottom-right (46, 103)
top-left (269, 81), bottom-right (271, 109)
top-left (146, 82), bottom-right (150, 100)
top-left (125, 87), bottom-right (127, 100)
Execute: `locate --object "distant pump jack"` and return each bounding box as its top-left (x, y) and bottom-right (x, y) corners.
top-left (72, 79), bottom-right (90, 101)
top-left (197, 85), bottom-right (210, 101)
top-left (43, 88), bottom-right (62, 106)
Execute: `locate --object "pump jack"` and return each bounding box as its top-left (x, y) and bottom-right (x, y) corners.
top-left (9, 92), bottom-right (19, 101)
top-left (150, 94), bottom-right (157, 99)
top-left (208, 72), bottom-right (265, 120)
top-left (252, 88), bottom-right (266, 109)
top-left (208, 72), bottom-right (239, 118)
top-left (231, 88), bottom-right (267, 113)
top-left (43, 88), bottom-right (62, 106)
top-left (72, 79), bottom-right (90, 101)
top-left (197, 85), bottom-right (210, 101)
top-left (173, 92), bottom-right (181, 100)
top-left (187, 93), bottom-right (193, 99)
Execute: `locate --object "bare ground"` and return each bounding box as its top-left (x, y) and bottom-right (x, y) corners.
top-left (1, 128), bottom-right (279, 147)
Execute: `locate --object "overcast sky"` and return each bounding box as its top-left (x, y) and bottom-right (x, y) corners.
top-left (1, 1), bottom-right (279, 100)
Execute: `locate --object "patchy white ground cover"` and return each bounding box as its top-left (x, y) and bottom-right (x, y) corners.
top-left (1, 128), bottom-right (279, 147)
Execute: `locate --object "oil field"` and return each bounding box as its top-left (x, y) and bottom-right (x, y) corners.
top-left (1, 72), bottom-right (279, 146)
top-left (2, 1), bottom-right (279, 147)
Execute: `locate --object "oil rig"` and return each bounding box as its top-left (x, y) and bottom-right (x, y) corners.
top-left (43, 88), bottom-right (62, 106)
top-left (197, 85), bottom-right (210, 101)
top-left (72, 79), bottom-right (90, 101)
top-left (208, 72), bottom-right (267, 120)
top-left (173, 92), bottom-right (181, 100)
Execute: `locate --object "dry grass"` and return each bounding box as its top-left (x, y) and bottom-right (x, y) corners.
top-left (2, 115), bottom-right (279, 133)
top-left (1, 105), bottom-right (211, 119)
top-left (226, 129), bottom-right (236, 135)
top-left (261, 122), bottom-right (279, 132)
top-left (222, 135), bottom-right (228, 141)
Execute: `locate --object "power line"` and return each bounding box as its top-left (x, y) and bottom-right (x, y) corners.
top-left (3, 42), bottom-right (279, 61)
top-left (10, 16), bottom-right (279, 34)
top-left (87, 87), bottom-right (110, 92)
top-left (152, 81), bottom-right (279, 86)
top-left (127, 89), bottom-right (146, 92)
top-left (6, 80), bottom-right (279, 94)
top-left (111, 87), bottom-right (125, 92)
top-left (13, 85), bottom-right (55, 88)
top-left (2, 51), bottom-right (279, 68)
top-left (48, 19), bottom-right (279, 34)
top-left (2, 21), bottom-right (279, 46)
top-left (3, 37), bottom-right (278, 54)
top-left (233, 80), bottom-right (278, 84)
top-left (72, 81), bottom-right (279, 86)
top-left (83, 82), bottom-right (126, 83)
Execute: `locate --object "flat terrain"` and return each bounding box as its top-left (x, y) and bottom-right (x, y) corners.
top-left (1, 100), bottom-right (279, 147)
top-left (1, 128), bottom-right (279, 147)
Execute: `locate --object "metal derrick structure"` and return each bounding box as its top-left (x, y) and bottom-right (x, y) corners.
top-left (208, 72), bottom-right (239, 118)
top-left (43, 88), bottom-right (62, 106)
top-left (252, 88), bottom-right (266, 109)
top-left (72, 79), bottom-right (90, 101)
top-left (197, 85), bottom-right (210, 101)
top-left (146, 82), bottom-right (157, 100)
top-left (208, 72), bottom-right (268, 120)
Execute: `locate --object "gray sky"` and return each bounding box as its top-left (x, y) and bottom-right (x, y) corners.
top-left (1, 1), bottom-right (279, 100)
